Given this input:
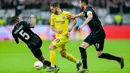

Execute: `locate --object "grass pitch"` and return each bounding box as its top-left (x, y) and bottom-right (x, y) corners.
top-left (0, 40), bottom-right (130, 73)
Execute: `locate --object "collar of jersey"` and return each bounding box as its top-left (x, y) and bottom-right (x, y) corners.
top-left (55, 10), bottom-right (63, 15)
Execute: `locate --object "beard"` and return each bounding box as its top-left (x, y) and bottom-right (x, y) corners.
top-left (54, 11), bottom-right (58, 15)
top-left (80, 6), bottom-right (84, 11)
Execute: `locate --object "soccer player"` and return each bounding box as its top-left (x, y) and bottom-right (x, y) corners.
top-left (11, 16), bottom-right (58, 72)
top-left (47, 3), bottom-right (82, 72)
top-left (71, 0), bottom-right (124, 73)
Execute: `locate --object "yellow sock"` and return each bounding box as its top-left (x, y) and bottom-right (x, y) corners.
top-left (49, 50), bottom-right (56, 66)
top-left (65, 53), bottom-right (78, 63)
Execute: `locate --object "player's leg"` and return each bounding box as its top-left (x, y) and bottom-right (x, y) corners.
top-left (58, 45), bottom-right (78, 63)
top-left (47, 39), bottom-right (60, 72)
top-left (55, 36), bottom-right (79, 63)
top-left (36, 40), bottom-right (52, 68)
top-left (95, 40), bottom-right (124, 69)
top-left (78, 34), bottom-right (94, 73)
top-left (49, 43), bottom-right (56, 67)
top-left (48, 36), bottom-right (68, 70)
top-left (78, 42), bottom-right (89, 73)
top-left (28, 45), bottom-right (51, 68)
top-left (58, 45), bottom-right (81, 71)
top-left (37, 55), bottom-right (51, 69)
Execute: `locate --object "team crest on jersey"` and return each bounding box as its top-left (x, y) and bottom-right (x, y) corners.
top-left (62, 16), bottom-right (65, 19)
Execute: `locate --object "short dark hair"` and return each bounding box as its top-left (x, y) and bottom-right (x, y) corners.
top-left (81, 0), bottom-right (89, 5)
top-left (11, 16), bottom-right (19, 23)
top-left (50, 2), bottom-right (60, 8)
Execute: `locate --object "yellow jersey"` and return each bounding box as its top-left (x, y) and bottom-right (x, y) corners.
top-left (50, 11), bottom-right (71, 37)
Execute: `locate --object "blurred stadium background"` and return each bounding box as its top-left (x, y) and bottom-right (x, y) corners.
top-left (0, 0), bottom-right (130, 40)
top-left (0, 0), bottom-right (130, 73)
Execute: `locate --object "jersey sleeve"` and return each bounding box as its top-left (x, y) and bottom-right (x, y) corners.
top-left (86, 8), bottom-right (93, 15)
top-left (84, 8), bottom-right (93, 16)
top-left (12, 31), bottom-right (19, 44)
top-left (64, 11), bottom-right (72, 18)
top-left (50, 14), bottom-right (55, 26)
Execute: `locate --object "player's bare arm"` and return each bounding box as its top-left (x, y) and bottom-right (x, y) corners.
top-left (50, 25), bottom-right (62, 34)
top-left (68, 19), bottom-right (76, 32)
top-left (68, 14), bottom-right (77, 32)
top-left (76, 12), bottom-right (84, 18)
top-left (71, 12), bottom-right (84, 19)
top-left (79, 12), bottom-right (93, 29)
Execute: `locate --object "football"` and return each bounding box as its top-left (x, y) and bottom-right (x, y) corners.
top-left (34, 61), bottom-right (43, 70)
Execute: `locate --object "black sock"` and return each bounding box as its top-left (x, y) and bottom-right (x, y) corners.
top-left (98, 53), bottom-right (121, 62)
top-left (43, 60), bottom-right (51, 67)
top-left (79, 47), bottom-right (87, 69)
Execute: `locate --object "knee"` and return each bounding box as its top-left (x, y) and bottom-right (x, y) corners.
top-left (96, 51), bottom-right (102, 58)
top-left (60, 51), bottom-right (66, 58)
top-left (80, 45), bottom-right (87, 49)
top-left (49, 47), bottom-right (53, 50)
top-left (80, 42), bottom-right (89, 49)
top-left (35, 53), bottom-right (42, 59)
top-left (49, 44), bottom-right (55, 50)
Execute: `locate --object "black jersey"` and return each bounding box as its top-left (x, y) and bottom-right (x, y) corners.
top-left (83, 6), bottom-right (103, 33)
top-left (12, 21), bottom-right (41, 45)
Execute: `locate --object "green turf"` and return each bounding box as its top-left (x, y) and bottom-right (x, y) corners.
top-left (0, 40), bottom-right (130, 73)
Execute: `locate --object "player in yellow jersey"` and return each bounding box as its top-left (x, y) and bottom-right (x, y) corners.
top-left (47, 3), bottom-right (82, 72)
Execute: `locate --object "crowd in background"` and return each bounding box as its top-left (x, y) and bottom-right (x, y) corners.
top-left (0, 0), bottom-right (130, 26)
top-left (0, 0), bottom-right (130, 13)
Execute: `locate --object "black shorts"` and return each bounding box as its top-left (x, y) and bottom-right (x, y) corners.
top-left (84, 29), bottom-right (106, 51)
top-left (27, 39), bottom-right (42, 58)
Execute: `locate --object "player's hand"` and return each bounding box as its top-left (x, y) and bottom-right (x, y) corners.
top-left (57, 30), bottom-right (62, 34)
top-left (70, 14), bottom-right (76, 19)
top-left (68, 28), bottom-right (72, 32)
top-left (30, 15), bottom-right (35, 28)
top-left (78, 26), bottom-right (83, 31)
top-left (30, 15), bottom-right (35, 19)
top-left (30, 15), bottom-right (35, 21)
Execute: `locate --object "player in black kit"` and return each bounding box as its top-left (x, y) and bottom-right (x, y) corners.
top-left (11, 16), bottom-right (59, 72)
top-left (71, 0), bottom-right (124, 73)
